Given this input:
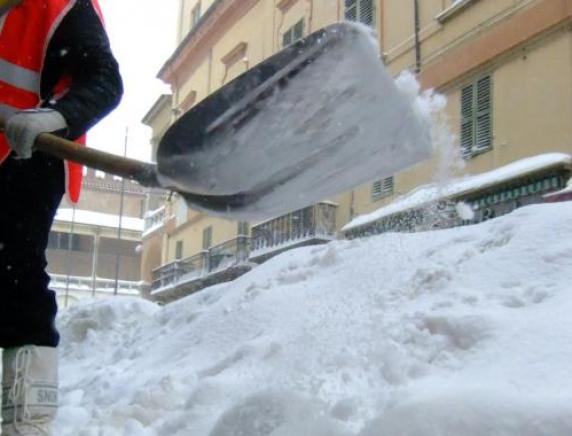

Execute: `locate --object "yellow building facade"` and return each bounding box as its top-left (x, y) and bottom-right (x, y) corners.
top-left (142, 0), bottom-right (572, 301)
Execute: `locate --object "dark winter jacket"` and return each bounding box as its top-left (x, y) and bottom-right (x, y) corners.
top-left (41, 0), bottom-right (123, 140)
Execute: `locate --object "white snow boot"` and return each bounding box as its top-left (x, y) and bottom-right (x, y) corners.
top-left (1, 346), bottom-right (58, 436)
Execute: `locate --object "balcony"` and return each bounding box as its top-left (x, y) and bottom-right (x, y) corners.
top-left (150, 236), bottom-right (252, 302)
top-left (143, 206), bottom-right (166, 236)
top-left (250, 203), bottom-right (337, 262)
top-left (50, 274), bottom-right (141, 308)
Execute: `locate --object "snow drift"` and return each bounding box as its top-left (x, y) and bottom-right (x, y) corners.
top-left (54, 202), bottom-right (572, 435)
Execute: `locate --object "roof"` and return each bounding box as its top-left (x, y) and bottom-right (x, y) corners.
top-left (55, 209), bottom-right (144, 232)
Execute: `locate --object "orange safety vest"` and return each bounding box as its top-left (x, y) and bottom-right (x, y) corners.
top-left (0, 0), bottom-right (104, 203)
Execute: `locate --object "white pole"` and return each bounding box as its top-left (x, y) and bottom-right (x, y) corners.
top-left (113, 127), bottom-right (128, 295)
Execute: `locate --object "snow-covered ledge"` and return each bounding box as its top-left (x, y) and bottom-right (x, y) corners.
top-left (436, 0), bottom-right (478, 23)
top-left (343, 153), bottom-right (572, 233)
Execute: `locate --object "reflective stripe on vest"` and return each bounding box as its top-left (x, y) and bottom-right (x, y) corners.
top-left (0, 58), bottom-right (39, 93)
top-left (0, 0), bottom-right (105, 203)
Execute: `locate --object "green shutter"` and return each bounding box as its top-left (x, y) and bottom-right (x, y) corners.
top-left (359, 0), bottom-right (375, 26)
top-left (282, 29), bottom-right (292, 48)
top-left (345, 0), bottom-right (375, 25)
top-left (283, 20), bottom-right (304, 48)
top-left (202, 227), bottom-right (213, 249)
top-left (460, 84), bottom-right (474, 157)
top-left (175, 240), bottom-right (183, 260)
top-left (294, 19), bottom-right (304, 41)
top-left (345, 0), bottom-right (357, 21)
top-left (475, 76), bottom-right (492, 151)
top-left (372, 176), bottom-right (394, 201)
top-left (461, 75), bottom-right (492, 158)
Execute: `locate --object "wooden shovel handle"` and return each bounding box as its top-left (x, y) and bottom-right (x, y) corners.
top-left (0, 115), bottom-right (160, 188)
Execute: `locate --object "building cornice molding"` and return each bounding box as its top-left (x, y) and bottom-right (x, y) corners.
top-left (420, 0), bottom-right (572, 89)
top-left (159, 0), bottom-right (259, 85)
top-left (142, 94), bottom-right (172, 126)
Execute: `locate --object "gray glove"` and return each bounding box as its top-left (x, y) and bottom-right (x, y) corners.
top-left (5, 108), bottom-right (68, 159)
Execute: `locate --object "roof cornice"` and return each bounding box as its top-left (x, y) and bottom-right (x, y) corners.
top-left (158, 0), bottom-right (258, 85)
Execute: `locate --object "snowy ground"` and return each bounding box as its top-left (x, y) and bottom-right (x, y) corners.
top-left (53, 201), bottom-right (572, 435)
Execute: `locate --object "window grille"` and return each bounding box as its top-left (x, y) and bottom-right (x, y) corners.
top-left (461, 75), bottom-right (492, 158)
top-left (345, 0), bottom-right (375, 26)
top-left (372, 176), bottom-right (394, 201)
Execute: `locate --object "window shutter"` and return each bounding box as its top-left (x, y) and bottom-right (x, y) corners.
top-left (345, 0), bottom-right (357, 21)
top-left (460, 84), bottom-right (474, 158)
top-left (237, 222), bottom-right (249, 236)
top-left (191, 3), bottom-right (201, 28)
top-left (460, 75), bottom-right (492, 158)
top-left (175, 241), bottom-right (183, 260)
top-left (202, 227), bottom-right (213, 250)
top-left (282, 20), bottom-right (304, 48)
top-left (475, 76), bottom-right (492, 151)
top-left (294, 19), bottom-right (304, 41)
top-left (359, 0), bottom-right (374, 26)
top-left (282, 30), bottom-right (292, 48)
top-left (345, 0), bottom-right (374, 25)
top-left (372, 176), bottom-right (394, 200)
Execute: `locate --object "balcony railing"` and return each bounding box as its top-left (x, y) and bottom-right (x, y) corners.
top-left (143, 206), bottom-right (166, 234)
top-left (49, 274), bottom-right (141, 296)
top-left (251, 203), bottom-right (337, 254)
top-left (151, 236), bottom-right (250, 291)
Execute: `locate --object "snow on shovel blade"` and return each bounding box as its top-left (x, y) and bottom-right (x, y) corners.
top-left (156, 22), bottom-right (432, 221)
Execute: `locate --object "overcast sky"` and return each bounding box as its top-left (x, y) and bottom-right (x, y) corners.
top-left (88, 0), bottom-right (179, 161)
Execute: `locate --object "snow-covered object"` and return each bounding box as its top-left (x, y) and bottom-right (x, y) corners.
top-left (55, 209), bottom-right (144, 232)
top-left (53, 202), bottom-right (572, 435)
top-left (343, 153), bottom-right (571, 231)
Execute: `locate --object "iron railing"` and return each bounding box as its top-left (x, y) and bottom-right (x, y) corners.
top-left (49, 274), bottom-right (140, 295)
top-left (151, 236), bottom-right (250, 291)
top-left (251, 203), bottom-right (337, 253)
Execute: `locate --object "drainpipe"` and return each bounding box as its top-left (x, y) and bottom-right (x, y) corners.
top-left (414, 0), bottom-right (421, 73)
top-left (307, 0), bottom-right (314, 33)
top-left (91, 229), bottom-right (100, 297)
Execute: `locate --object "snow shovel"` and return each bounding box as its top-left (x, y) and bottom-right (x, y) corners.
top-left (0, 23), bottom-right (431, 221)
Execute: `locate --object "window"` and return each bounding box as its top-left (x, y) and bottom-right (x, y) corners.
top-left (202, 226), bottom-right (213, 250)
top-left (345, 0), bottom-right (375, 26)
top-left (47, 232), bottom-right (81, 251)
top-left (175, 197), bottom-right (188, 227)
top-left (461, 75), bottom-right (492, 158)
top-left (282, 19), bottom-right (305, 48)
top-left (237, 222), bottom-right (249, 236)
top-left (175, 240), bottom-right (184, 260)
top-left (191, 2), bottom-right (201, 29)
top-left (372, 176), bottom-right (394, 201)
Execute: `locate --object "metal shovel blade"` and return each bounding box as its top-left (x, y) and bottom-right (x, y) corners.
top-left (156, 22), bottom-right (432, 221)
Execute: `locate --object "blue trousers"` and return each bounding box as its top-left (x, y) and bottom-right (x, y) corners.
top-left (0, 152), bottom-right (63, 348)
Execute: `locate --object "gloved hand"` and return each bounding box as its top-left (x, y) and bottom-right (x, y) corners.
top-left (5, 108), bottom-right (68, 159)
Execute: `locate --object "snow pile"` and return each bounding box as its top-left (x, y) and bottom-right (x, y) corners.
top-left (55, 202), bottom-right (572, 435)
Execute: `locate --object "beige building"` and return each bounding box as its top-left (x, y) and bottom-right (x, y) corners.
top-left (142, 0), bottom-right (571, 302)
top-left (48, 168), bottom-right (146, 307)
